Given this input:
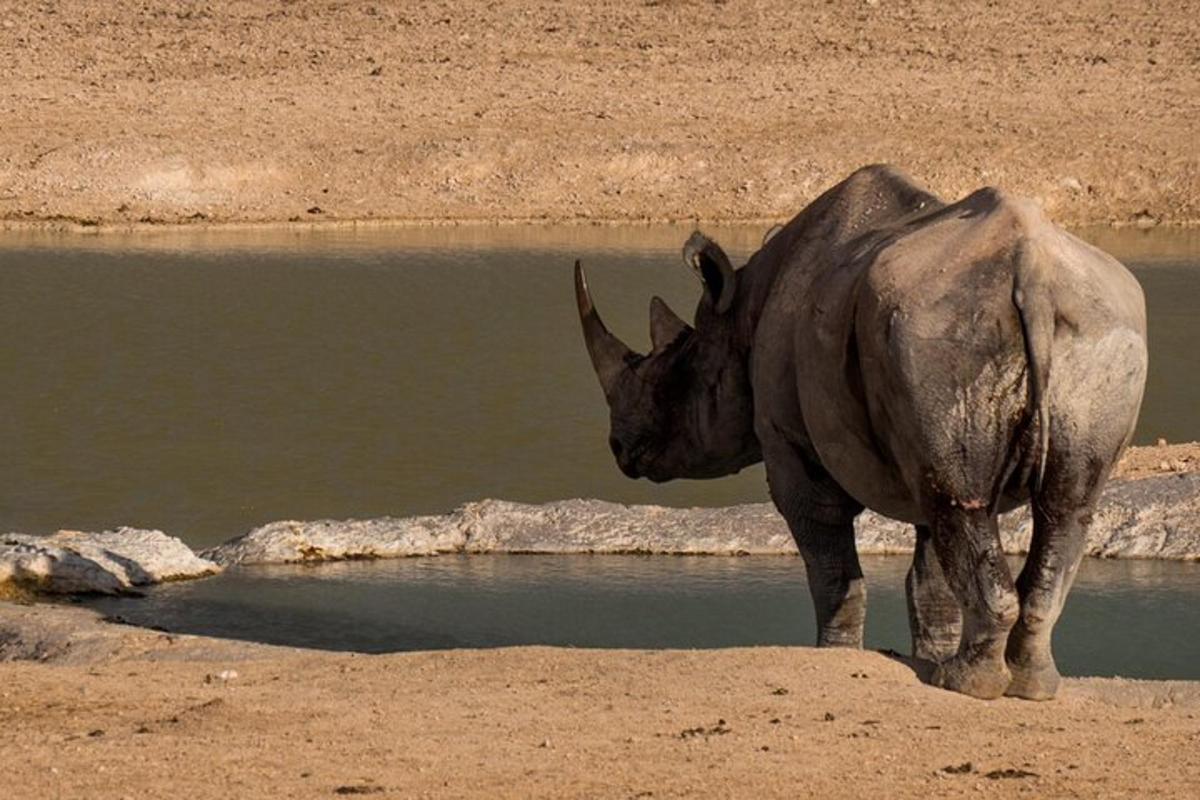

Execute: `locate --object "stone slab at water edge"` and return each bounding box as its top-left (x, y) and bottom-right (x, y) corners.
top-left (204, 473), bottom-right (1200, 566)
top-left (2, 473), bottom-right (1197, 596)
top-left (0, 529), bottom-right (220, 596)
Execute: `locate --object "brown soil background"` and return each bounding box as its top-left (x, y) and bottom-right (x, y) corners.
top-left (1114, 441), bottom-right (1199, 479)
top-left (2, 605), bottom-right (1200, 799)
top-left (1, 0), bottom-right (1198, 228)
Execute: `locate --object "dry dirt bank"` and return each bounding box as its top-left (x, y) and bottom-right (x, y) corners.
top-left (1, 604), bottom-right (1199, 799)
top-left (1, 1), bottom-right (1197, 229)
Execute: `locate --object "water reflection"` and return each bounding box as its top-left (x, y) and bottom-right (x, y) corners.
top-left (86, 554), bottom-right (1200, 680)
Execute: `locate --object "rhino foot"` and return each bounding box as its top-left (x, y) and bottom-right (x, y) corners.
top-left (930, 656), bottom-right (1012, 700)
top-left (817, 628), bottom-right (865, 649)
top-left (912, 629), bottom-right (960, 665)
top-left (1005, 659), bottom-right (1061, 701)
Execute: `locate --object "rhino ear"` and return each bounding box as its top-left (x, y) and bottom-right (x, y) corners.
top-left (762, 224), bottom-right (783, 247)
top-left (682, 231), bottom-right (736, 314)
top-left (649, 296), bottom-right (692, 351)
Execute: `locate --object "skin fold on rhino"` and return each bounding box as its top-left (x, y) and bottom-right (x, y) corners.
top-left (574, 164), bottom-right (1148, 701)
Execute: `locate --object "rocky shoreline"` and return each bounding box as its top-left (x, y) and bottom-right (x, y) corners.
top-left (3, 471), bottom-right (1198, 597)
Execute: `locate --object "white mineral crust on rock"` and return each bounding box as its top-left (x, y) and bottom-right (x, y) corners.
top-left (8, 475), bottom-right (1192, 595)
top-left (0, 528), bottom-right (220, 595)
top-left (200, 515), bottom-right (469, 566)
top-left (458, 498), bottom-right (796, 554)
top-left (204, 474), bottom-right (1200, 565)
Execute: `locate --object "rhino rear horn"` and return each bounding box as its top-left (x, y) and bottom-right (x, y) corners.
top-left (682, 231), bottom-right (736, 314)
top-left (575, 260), bottom-right (635, 398)
top-left (649, 296), bottom-right (691, 351)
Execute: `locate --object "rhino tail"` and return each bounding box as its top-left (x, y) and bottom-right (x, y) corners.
top-left (1011, 240), bottom-right (1053, 494)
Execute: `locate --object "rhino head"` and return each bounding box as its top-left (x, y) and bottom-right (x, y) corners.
top-left (574, 231), bottom-right (761, 482)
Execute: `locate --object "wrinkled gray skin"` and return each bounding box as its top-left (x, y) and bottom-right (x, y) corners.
top-left (575, 165), bottom-right (1147, 700)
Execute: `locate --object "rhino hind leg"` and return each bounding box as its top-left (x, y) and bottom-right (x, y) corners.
top-left (1002, 507), bottom-right (1086, 700)
top-left (927, 506), bottom-right (1020, 699)
top-left (906, 524), bottom-right (963, 664)
top-left (1005, 461), bottom-right (1106, 700)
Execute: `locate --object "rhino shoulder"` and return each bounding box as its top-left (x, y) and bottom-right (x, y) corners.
top-left (819, 164), bottom-right (943, 243)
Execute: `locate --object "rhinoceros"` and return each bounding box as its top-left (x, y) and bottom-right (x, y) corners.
top-left (574, 165), bottom-right (1147, 700)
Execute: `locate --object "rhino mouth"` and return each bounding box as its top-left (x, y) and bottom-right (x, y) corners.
top-left (618, 459), bottom-right (642, 479)
top-left (637, 453), bottom-right (676, 484)
top-left (615, 441), bottom-right (664, 482)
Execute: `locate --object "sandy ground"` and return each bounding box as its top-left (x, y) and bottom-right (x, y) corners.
top-left (1, 1), bottom-right (1197, 229)
top-left (1, 604), bottom-right (1199, 799)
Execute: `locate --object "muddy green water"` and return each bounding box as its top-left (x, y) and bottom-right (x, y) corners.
top-left (84, 555), bottom-right (1200, 679)
top-left (1, 226), bottom-right (1197, 547)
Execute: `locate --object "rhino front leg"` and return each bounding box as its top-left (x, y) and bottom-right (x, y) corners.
top-left (906, 524), bottom-right (963, 664)
top-left (765, 444), bottom-right (866, 648)
top-left (927, 506), bottom-right (1019, 699)
top-left (795, 515), bottom-right (867, 647)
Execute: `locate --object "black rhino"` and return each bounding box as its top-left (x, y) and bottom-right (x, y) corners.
top-left (574, 165), bottom-right (1147, 700)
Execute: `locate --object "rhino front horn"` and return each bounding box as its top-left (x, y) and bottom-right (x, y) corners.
top-left (575, 260), bottom-right (634, 398)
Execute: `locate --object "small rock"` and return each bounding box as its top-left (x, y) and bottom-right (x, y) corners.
top-left (1131, 209), bottom-right (1158, 229)
top-left (334, 786), bottom-right (383, 796)
top-left (1, 528), bottom-right (219, 595)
